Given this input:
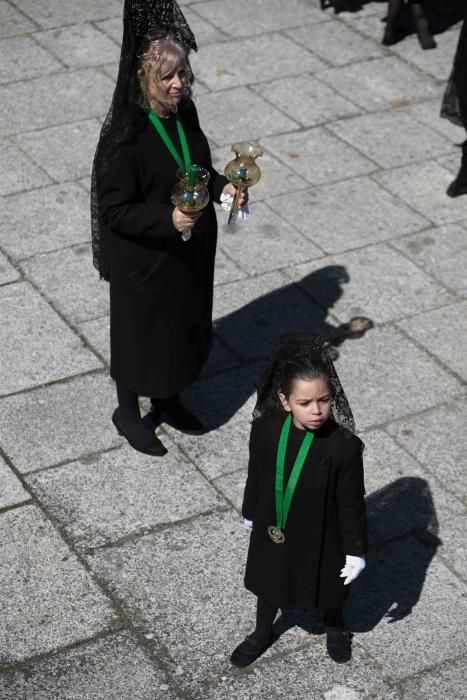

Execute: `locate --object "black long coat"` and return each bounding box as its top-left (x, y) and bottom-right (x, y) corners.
top-left (242, 413), bottom-right (367, 609)
top-left (98, 100), bottom-right (228, 398)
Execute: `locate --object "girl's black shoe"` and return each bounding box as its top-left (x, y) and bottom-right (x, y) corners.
top-left (325, 626), bottom-right (352, 663)
top-left (112, 408), bottom-right (167, 456)
top-left (151, 396), bottom-right (204, 435)
top-left (230, 634), bottom-right (273, 668)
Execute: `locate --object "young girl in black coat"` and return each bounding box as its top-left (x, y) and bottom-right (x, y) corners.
top-left (231, 333), bottom-right (367, 667)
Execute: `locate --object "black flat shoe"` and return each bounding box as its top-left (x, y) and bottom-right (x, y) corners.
top-left (151, 396), bottom-right (204, 435)
top-left (446, 167), bottom-right (467, 198)
top-left (230, 634), bottom-right (273, 668)
top-left (325, 626), bottom-right (352, 663)
top-left (112, 409), bottom-right (167, 456)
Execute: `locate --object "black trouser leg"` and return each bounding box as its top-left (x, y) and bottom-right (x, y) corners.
top-left (116, 382), bottom-right (141, 424)
top-left (252, 598), bottom-right (278, 645)
top-left (324, 606), bottom-right (344, 628)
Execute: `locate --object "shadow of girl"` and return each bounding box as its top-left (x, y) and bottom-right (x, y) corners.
top-left (270, 477), bottom-right (439, 640)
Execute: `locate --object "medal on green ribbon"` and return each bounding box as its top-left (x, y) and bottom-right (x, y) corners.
top-left (268, 414), bottom-right (314, 544)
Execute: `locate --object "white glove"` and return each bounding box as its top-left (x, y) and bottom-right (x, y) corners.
top-left (340, 555), bottom-right (365, 585)
top-left (220, 192), bottom-right (249, 220)
top-left (243, 518), bottom-right (253, 532)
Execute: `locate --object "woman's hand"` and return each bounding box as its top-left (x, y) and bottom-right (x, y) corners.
top-left (223, 183), bottom-right (249, 208)
top-left (172, 207), bottom-right (203, 234)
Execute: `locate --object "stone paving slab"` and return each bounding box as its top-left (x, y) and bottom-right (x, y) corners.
top-left (0, 35), bottom-right (63, 83)
top-left (195, 87), bottom-right (298, 147)
top-left (192, 34), bottom-right (325, 92)
top-left (398, 657), bottom-right (467, 700)
top-left (287, 18), bottom-right (386, 67)
top-left (27, 443), bottom-right (225, 553)
top-left (328, 110), bottom-right (453, 169)
top-left (0, 505), bottom-right (119, 665)
top-left (77, 314), bottom-right (111, 364)
top-left (218, 202), bottom-right (321, 275)
top-left (261, 128), bottom-right (376, 186)
top-left (397, 302), bottom-right (467, 382)
top-left (390, 224), bottom-right (467, 298)
top-left (213, 245), bottom-right (248, 286)
top-left (287, 244), bottom-right (455, 324)
top-left (0, 631), bottom-right (180, 700)
top-left (15, 119), bottom-right (101, 182)
top-left (252, 75), bottom-right (362, 128)
top-left (212, 272), bottom-right (335, 362)
top-left (386, 396), bottom-right (467, 503)
top-left (94, 17), bottom-right (122, 44)
top-left (404, 99), bottom-right (464, 143)
top-left (21, 244), bottom-right (109, 324)
top-left (34, 22), bottom-right (120, 69)
top-left (374, 161), bottom-right (467, 226)
top-left (10, 0), bottom-right (122, 30)
top-left (267, 177), bottom-right (428, 253)
top-left (193, 0), bottom-right (324, 39)
top-left (333, 325), bottom-right (463, 430)
top-left (317, 57), bottom-right (441, 112)
top-left (0, 373), bottom-right (118, 473)
top-left (0, 455), bottom-right (30, 510)
top-left (0, 0), bottom-right (37, 38)
top-left (0, 183), bottom-right (91, 260)
top-left (347, 536), bottom-right (467, 680)
top-left (213, 467), bottom-right (247, 512)
top-left (0, 138), bottom-right (51, 196)
top-left (0, 282), bottom-right (101, 397)
top-left (361, 429), bottom-right (464, 543)
top-left (0, 250), bottom-right (20, 286)
top-left (0, 69), bottom-right (114, 136)
top-left (198, 645), bottom-right (399, 700)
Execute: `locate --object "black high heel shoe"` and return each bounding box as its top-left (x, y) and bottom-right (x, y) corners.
top-left (112, 408), bottom-right (167, 456)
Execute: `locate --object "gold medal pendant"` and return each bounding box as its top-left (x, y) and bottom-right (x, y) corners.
top-left (268, 525), bottom-right (285, 544)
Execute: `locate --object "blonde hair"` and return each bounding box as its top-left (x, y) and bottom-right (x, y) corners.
top-left (138, 36), bottom-right (188, 110)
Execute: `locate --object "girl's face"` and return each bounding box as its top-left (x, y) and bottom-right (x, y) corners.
top-left (279, 375), bottom-right (332, 431)
top-left (148, 60), bottom-right (187, 112)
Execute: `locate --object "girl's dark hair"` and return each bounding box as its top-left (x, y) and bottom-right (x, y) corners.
top-left (279, 355), bottom-right (331, 399)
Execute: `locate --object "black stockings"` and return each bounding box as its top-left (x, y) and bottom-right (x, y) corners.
top-left (116, 383), bottom-right (141, 424)
top-left (252, 598), bottom-right (345, 643)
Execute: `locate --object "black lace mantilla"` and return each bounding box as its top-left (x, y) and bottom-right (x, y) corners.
top-left (90, 0), bottom-right (197, 281)
top-left (253, 333), bottom-right (357, 436)
top-left (441, 12), bottom-right (467, 128)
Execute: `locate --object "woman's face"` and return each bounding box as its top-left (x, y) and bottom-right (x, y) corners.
top-left (148, 60), bottom-right (187, 112)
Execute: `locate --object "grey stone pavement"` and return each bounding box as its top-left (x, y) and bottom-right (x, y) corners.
top-left (0, 0), bottom-right (466, 697)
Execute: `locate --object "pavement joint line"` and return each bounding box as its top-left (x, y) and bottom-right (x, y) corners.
top-left (15, 239), bottom-right (95, 264)
top-left (387, 239), bottom-right (466, 303)
top-left (0, 627), bottom-right (126, 675)
top-left (91, 18), bottom-right (124, 49)
top-left (21, 444), bottom-right (123, 477)
top-left (393, 652), bottom-right (467, 692)
top-left (29, 30), bottom-right (69, 71)
top-left (3, 0), bottom-right (43, 32)
top-left (395, 322), bottom-right (467, 388)
top-left (82, 504), bottom-right (232, 556)
top-left (0, 366), bottom-right (106, 401)
top-left (380, 424), bottom-right (466, 517)
top-left (0, 498), bottom-right (33, 516)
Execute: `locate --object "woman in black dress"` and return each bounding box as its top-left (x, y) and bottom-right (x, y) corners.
top-left (231, 334), bottom-right (367, 667)
top-left (92, 4), bottom-right (246, 455)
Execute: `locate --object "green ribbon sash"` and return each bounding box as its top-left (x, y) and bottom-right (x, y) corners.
top-left (146, 107), bottom-right (191, 170)
top-left (274, 414), bottom-right (314, 533)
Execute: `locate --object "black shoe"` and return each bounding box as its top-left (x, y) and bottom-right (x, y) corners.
top-left (382, 23), bottom-right (407, 46)
top-left (411, 3), bottom-right (436, 50)
top-left (151, 396), bottom-right (204, 435)
top-left (230, 634), bottom-right (273, 668)
top-left (325, 626), bottom-right (352, 663)
top-left (447, 165), bottom-right (467, 198)
top-left (112, 409), bottom-right (167, 456)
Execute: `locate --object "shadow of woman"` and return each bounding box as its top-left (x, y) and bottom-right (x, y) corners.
top-left (179, 265), bottom-right (373, 431)
top-left (271, 476), bottom-right (440, 640)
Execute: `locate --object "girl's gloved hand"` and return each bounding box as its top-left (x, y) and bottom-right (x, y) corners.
top-left (340, 555), bottom-right (365, 585)
top-left (243, 518), bottom-right (253, 532)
